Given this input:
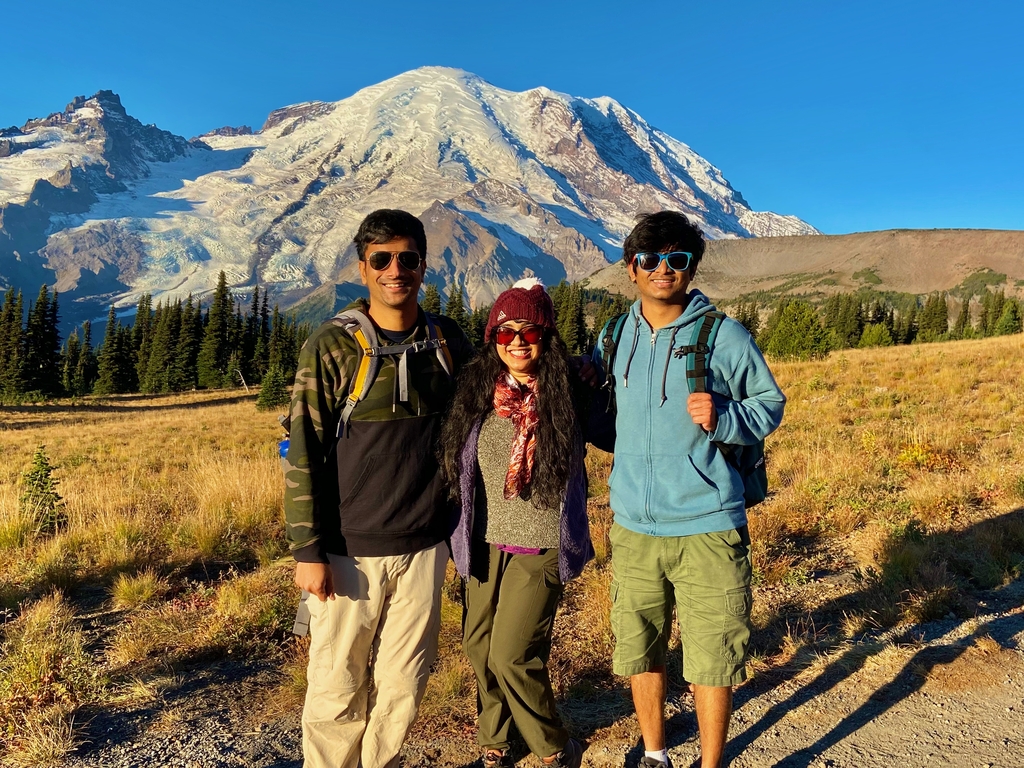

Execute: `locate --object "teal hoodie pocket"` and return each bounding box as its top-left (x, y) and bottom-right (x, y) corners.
top-left (637, 452), bottom-right (724, 522)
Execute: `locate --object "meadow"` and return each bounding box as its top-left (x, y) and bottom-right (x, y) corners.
top-left (1, 335), bottom-right (1023, 765)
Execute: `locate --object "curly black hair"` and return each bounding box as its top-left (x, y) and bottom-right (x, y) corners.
top-left (439, 332), bottom-right (585, 511)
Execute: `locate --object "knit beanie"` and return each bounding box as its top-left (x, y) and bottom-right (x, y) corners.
top-left (484, 278), bottom-right (557, 342)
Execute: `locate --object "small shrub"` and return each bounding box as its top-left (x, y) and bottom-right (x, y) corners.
top-left (19, 446), bottom-right (67, 535)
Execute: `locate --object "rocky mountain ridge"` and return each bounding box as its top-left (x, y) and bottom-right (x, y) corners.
top-left (0, 67), bottom-right (819, 327)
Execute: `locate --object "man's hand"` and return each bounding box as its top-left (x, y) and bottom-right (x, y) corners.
top-left (687, 392), bottom-right (718, 433)
top-left (295, 561), bottom-right (335, 602)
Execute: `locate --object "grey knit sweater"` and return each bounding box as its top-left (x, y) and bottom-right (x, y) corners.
top-left (473, 412), bottom-right (561, 548)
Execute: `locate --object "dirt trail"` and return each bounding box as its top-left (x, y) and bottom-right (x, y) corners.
top-left (62, 583), bottom-right (1024, 768)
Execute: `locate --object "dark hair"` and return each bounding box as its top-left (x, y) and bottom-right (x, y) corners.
top-left (353, 209), bottom-right (427, 260)
top-left (622, 211), bottom-right (706, 275)
top-left (440, 333), bottom-right (584, 511)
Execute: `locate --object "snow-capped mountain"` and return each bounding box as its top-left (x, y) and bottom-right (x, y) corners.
top-left (0, 67), bottom-right (818, 326)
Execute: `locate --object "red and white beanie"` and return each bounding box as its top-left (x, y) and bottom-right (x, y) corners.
top-left (484, 278), bottom-right (557, 343)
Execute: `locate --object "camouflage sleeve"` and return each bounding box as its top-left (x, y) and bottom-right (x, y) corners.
top-left (283, 325), bottom-right (352, 562)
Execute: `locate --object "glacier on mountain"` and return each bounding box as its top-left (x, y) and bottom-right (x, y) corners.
top-left (0, 67), bottom-right (818, 322)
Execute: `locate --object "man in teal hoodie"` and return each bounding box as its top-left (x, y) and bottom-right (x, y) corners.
top-left (595, 212), bottom-right (786, 768)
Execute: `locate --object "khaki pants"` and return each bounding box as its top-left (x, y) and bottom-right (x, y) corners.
top-left (302, 541), bottom-right (448, 768)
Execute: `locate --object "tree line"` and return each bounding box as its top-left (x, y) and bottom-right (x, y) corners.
top-left (0, 272), bottom-right (309, 403)
top-left (754, 289), bottom-right (1024, 360)
top-left (420, 278), bottom-right (631, 356)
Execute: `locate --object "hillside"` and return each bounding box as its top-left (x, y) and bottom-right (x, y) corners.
top-left (585, 228), bottom-right (1024, 303)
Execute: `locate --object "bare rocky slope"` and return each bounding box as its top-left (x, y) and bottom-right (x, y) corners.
top-left (585, 229), bottom-right (1024, 303)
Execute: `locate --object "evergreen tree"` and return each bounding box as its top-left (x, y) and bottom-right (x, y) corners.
top-left (917, 292), bottom-right (949, 342)
top-left (243, 287), bottom-right (262, 382)
top-left (61, 330), bottom-right (82, 396)
top-left (268, 305), bottom-right (286, 371)
top-left (592, 293), bottom-right (632, 340)
top-left (255, 288), bottom-right (271, 379)
top-left (421, 283), bottom-right (443, 315)
top-left (0, 290), bottom-right (25, 399)
top-left (734, 301), bottom-right (760, 336)
top-left (951, 299), bottom-right (972, 340)
top-left (555, 282), bottom-right (587, 354)
top-left (115, 324), bottom-right (138, 392)
top-left (77, 320), bottom-right (97, 393)
top-left (133, 293), bottom-right (154, 385)
top-left (197, 271), bottom-right (233, 388)
top-left (444, 279), bottom-right (469, 332)
top-left (994, 299), bottom-right (1023, 336)
top-left (758, 299), bottom-right (830, 360)
top-left (985, 290), bottom-right (1006, 336)
top-left (893, 304), bottom-right (918, 345)
top-left (256, 364), bottom-right (291, 410)
top-left (20, 446), bottom-right (67, 535)
top-left (822, 293), bottom-right (863, 348)
top-left (94, 306), bottom-right (123, 395)
top-left (467, 304), bottom-right (492, 348)
top-left (143, 300), bottom-right (182, 392)
top-left (22, 285), bottom-right (62, 395)
top-left (171, 295), bottom-right (202, 391)
top-left (858, 323), bottom-right (894, 348)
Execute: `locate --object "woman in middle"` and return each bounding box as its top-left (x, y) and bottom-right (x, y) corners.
top-left (441, 278), bottom-right (593, 768)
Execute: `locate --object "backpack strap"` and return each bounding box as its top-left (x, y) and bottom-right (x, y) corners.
top-left (424, 312), bottom-right (454, 379)
top-left (685, 311), bottom-right (725, 395)
top-left (599, 312), bottom-right (629, 413)
top-left (333, 309), bottom-right (453, 436)
top-left (333, 309), bottom-right (381, 436)
top-left (680, 311), bottom-right (745, 469)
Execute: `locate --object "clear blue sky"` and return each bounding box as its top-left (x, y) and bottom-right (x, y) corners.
top-left (2, 0), bottom-right (1021, 235)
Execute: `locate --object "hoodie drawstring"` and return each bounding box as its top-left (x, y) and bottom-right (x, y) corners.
top-left (660, 326), bottom-right (681, 407)
top-left (622, 314), bottom-right (641, 387)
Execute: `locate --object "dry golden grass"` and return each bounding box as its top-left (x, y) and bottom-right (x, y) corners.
top-left (0, 593), bottom-right (99, 765)
top-left (0, 391), bottom-right (286, 604)
top-left (1, 336), bottom-right (1023, 758)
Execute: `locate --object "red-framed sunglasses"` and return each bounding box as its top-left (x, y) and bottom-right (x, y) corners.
top-left (494, 325), bottom-right (545, 346)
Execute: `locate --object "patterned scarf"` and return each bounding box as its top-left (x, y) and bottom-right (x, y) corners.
top-left (492, 373), bottom-right (540, 500)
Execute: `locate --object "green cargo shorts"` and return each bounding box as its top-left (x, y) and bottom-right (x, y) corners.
top-left (609, 522), bottom-right (752, 686)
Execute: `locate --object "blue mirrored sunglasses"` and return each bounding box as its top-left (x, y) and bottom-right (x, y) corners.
top-left (632, 251), bottom-right (693, 273)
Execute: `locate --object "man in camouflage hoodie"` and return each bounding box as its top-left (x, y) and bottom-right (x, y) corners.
top-left (284, 209), bottom-right (474, 768)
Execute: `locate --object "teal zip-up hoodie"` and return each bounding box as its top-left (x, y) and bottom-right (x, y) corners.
top-left (595, 291), bottom-right (786, 538)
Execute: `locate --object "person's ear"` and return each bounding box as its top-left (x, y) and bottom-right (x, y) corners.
top-left (627, 259), bottom-right (638, 284)
top-left (358, 259), bottom-right (368, 286)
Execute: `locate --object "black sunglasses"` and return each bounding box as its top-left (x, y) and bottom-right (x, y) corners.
top-left (365, 250), bottom-right (423, 271)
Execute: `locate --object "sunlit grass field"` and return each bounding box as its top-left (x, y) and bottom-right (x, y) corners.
top-left (1, 335), bottom-right (1023, 764)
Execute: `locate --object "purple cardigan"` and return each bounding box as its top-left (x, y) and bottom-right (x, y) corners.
top-left (450, 418), bottom-right (594, 583)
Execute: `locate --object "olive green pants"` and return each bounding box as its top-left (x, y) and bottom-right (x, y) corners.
top-left (462, 541), bottom-right (568, 757)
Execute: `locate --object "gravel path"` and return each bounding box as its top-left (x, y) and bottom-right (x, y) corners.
top-left (61, 583), bottom-right (1024, 768)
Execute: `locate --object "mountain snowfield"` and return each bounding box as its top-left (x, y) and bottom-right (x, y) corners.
top-left (0, 67), bottom-right (818, 322)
